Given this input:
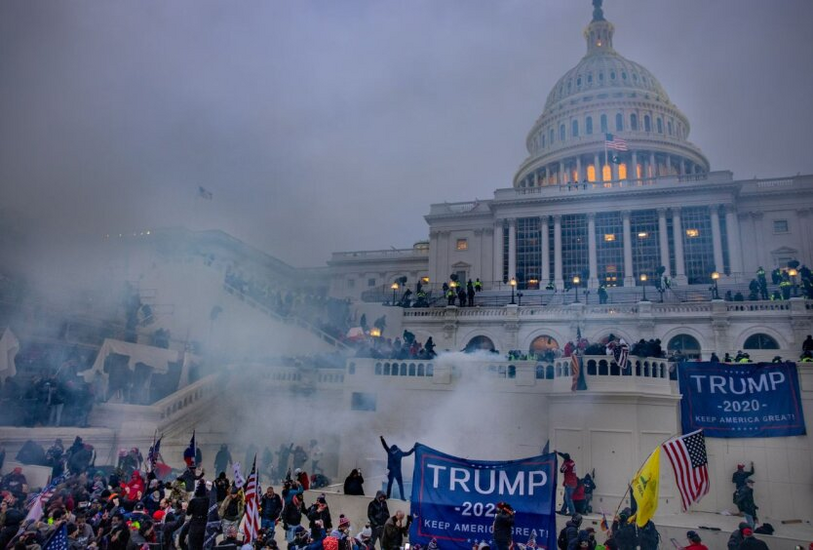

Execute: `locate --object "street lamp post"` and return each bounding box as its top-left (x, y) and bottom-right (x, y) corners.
top-left (572, 275), bottom-right (581, 303)
top-left (391, 282), bottom-right (399, 305)
top-left (509, 277), bottom-right (517, 305)
top-left (640, 273), bottom-right (648, 301)
top-left (710, 271), bottom-right (720, 300)
top-left (789, 268), bottom-right (799, 297)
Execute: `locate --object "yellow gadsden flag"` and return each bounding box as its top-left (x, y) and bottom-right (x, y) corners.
top-left (630, 446), bottom-right (661, 527)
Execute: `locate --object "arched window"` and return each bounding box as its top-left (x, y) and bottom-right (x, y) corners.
top-left (615, 113), bottom-right (623, 131)
top-left (588, 74), bottom-right (593, 84)
top-left (541, 133), bottom-right (546, 148)
top-left (465, 335), bottom-right (496, 353)
top-left (657, 118), bottom-right (663, 133)
top-left (743, 333), bottom-right (779, 350)
top-left (610, 71), bottom-right (616, 80)
top-left (630, 113), bottom-right (638, 131)
top-left (530, 335), bottom-right (560, 356)
top-left (572, 120), bottom-right (579, 137)
top-left (667, 334), bottom-right (702, 359)
top-left (600, 114), bottom-right (608, 133)
top-left (586, 116), bottom-right (593, 135)
top-left (644, 115), bottom-right (651, 132)
top-left (668, 120), bottom-right (673, 135)
top-left (549, 128), bottom-right (554, 144)
top-left (560, 124), bottom-right (566, 141)
top-left (577, 77), bottom-right (582, 87)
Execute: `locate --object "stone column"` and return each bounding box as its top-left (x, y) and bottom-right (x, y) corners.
top-left (679, 159), bottom-right (686, 176)
top-left (554, 215), bottom-right (563, 289)
top-left (649, 152), bottom-right (656, 177)
top-left (559, 161), bottom-right (565, 184)
top-left (657, 208), bottom-right (670, 278)
top-left (429, 229), bottom-right (440, 285)
top-left (576, 156), bottom-right (583, 183)
top-left (493, 221), bottom-right (504, 284)
top-left (611, 160), bottom-right (619, 182)
top-left (631, 150), bottom-right (638, 180)
top-left (710, 206), bottom-right (725, 274)
top-left (587, 213), bottom-right (598, 288)
top-left (593, 153), bottom-right (600, 183)
top-left (672, 207), bottom-right (687, 283)
top-left (533, 171), bottom-right (539, 187)
top-left (541, 215), bottom-right (550, 284)
top-left (507, 218), bottom-right (517, 282)
top-left (622, 210), bottom-right (635, 286)
top-left (665, 154), bottom-right (672, 176)
top-left (724, 205), bottom-right (743, 277)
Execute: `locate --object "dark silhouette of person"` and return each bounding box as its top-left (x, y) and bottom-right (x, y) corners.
top-left (380, 436), bottom-right (415, 500)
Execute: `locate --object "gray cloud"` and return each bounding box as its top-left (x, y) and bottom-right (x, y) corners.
top-left (2, 0), bottom-right (812, 267)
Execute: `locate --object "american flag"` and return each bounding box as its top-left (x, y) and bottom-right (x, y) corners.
top-left (43, 524), bottom-right (68, 550)
top-left (615, 339), bottom-right (630, 370)
top-left (605, 133), bottom-right (628, 151)
top-left (570, 354), bottom-right (587, 391)
top-left (243, 458), bottom-right (260, 543)
top-left (147, 435), bottom-right (162, 472)
top-left (662, 430), bottom-right (710, 511)
top-left (27, 473), bottom-right (67, 509)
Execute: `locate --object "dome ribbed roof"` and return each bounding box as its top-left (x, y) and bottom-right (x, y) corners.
top-left (543, 52), bottom-right (671, 111)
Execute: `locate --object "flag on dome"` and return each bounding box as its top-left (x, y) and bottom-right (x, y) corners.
top-left (605, 133), bottom-right (628, 151)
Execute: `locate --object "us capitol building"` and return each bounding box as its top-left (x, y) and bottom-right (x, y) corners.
top-left (328, 0), bottom-right (813, 362)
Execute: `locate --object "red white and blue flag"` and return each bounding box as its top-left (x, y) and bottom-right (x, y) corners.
top-left (243, 458), bottom-right (260, 543)
top-left (662, 430), bottom-right (710, 511)
top-left (605, 133), bottom-right (628, 151)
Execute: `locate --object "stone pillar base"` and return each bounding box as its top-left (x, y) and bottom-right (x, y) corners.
top-left (624, 276), bottom-right (636, 287)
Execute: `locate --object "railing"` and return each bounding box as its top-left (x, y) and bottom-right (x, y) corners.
top-left (223, 283), bottom-right (348, 350)
top-left (155, 373), bottom-right (222, 422)
top-left (553, 355), bottom-right (674, 394)
top-left (330, 248), bottom-right (429, 261)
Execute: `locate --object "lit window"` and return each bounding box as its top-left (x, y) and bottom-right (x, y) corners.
top-left (773, 220), bottom-right (789, 233)
top-left (587, 165), bottom-right (596, 182)
top-left (604, 234), bottom-right (616, 242)
top-left (686, 228), bottom-right (700, 238)
top-left (456, 239), bottom-right (468, 250)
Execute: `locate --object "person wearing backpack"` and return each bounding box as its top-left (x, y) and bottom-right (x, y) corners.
top-left (637, 521), bottom-right (660, 550)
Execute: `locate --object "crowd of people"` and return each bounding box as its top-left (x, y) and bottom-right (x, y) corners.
top-left (353, 330), bottom-right (436, 361)
top-left (745, 265), bottom-right (813, 302)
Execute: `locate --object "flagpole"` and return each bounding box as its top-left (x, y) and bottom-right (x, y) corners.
top-left (611, 430), bottom-right (684, 520)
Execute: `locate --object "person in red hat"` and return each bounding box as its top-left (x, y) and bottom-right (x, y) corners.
top-left (732, 462), bottom-right (754, 490)
top-left (739, 527), bottom-right (769, 550)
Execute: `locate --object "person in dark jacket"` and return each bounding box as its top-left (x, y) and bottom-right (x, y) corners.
top-left (732, 463), bottom-right (755, 489)
top-left (381, 511), bottom-right (412, 550)
top-left (612, 509), bottom-right (637, 550)
top-left (343, 469), bottom-right (365, 496)
top-left (738, 527), bottom-right (769, 550)
top-left (726, 522), bottom-right (750, 550)
top-left (307, 495), bottom-right (333, 532)
top-left (380, 436), bottom-right (415, 500)
top-left (185, 482), bottom-right (209, 550)
top-left (282, 493), bottom-right (307, 542)
top-left (367, 491), bottom-right (389, 549)
top-left (736, 479), bottom-right (759, 528)
top-left (261, 486), bottom-right (284, 534)
top-left (492, 502), bottom-right (515, 550)
top-left (214, 444), bottom-right (233, 476)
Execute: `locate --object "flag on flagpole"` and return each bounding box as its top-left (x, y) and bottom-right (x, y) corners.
top-left (605, 133), bottom-right (628, 151)
top-left (233, 462), bottom-right (246, 489)
top-left (662, 430), bottom-right (710, 511)
top-left (614, 338), bottom-right (630, 370)
top-left (147, 435), bottom-right (162, 473)
top-left (243, 458), bottom-right (260, 543)
top-left (599, 511), bottom-right (609, 532)
top-left (571, 353), bottom-right (587, 391)
top-left (630, 447), bottom-right (661, 527)
top-left (184, 431), bottom-right (196, 467)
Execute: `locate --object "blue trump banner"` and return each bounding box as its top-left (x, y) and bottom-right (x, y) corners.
top-left (678, 362), bottom-right (806, 438)
top-left (409, 444), bottom-right (557, 550)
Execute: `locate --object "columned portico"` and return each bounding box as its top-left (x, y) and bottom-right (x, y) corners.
top-left (622, 210), bottom-right (634, 286)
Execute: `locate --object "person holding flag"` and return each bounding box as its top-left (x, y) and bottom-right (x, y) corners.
top-left (629, 447), bottom-right (660, 528)
top-left (184, 431), bottom-right (197, 468)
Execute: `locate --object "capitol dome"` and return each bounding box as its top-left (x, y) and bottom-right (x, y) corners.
top-left (514, 0), bottom-right (709, 188)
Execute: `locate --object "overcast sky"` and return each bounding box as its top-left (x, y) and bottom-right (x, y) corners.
top-left (2, 0), bottom-right (812, 268)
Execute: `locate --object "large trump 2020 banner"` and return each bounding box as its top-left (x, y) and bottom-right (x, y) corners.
top-left (678, 362), bottom-right (806, 438)
top-left (409, 444), bottom-right (557, 550)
